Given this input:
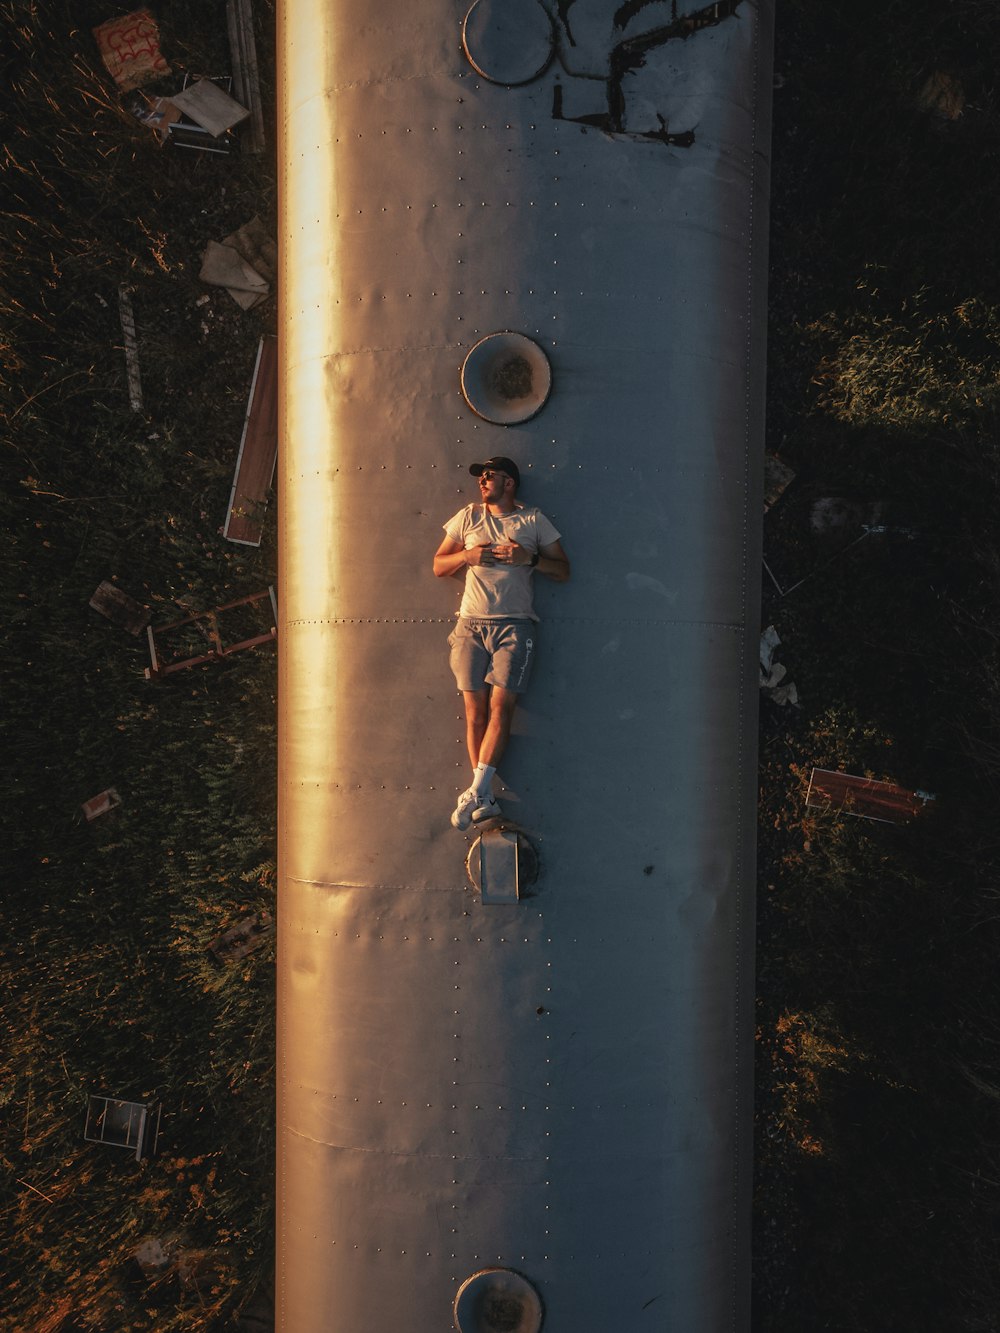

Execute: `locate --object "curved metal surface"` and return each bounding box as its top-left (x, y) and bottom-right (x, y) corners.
top-left (277, 1), bottom-right (772, 1329)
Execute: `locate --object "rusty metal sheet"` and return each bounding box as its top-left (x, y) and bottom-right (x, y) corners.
top-left (806, 768), bottom-right (935, 824)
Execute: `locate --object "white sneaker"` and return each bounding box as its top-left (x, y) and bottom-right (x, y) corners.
top-left (471, 795), bottom-right (501, 823)
top-left (450, 787), bottom-right (481, 830)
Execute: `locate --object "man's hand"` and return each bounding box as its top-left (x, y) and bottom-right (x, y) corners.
top-left (466, 543), bottom-right (496, 566)
top-left (490, 542), bottom-right (530, 566)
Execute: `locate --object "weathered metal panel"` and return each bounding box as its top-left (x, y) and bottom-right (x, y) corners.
top-left (277, 0), bottom-right (771, 1328)
top-left (806, 768), bottom-right (935, 824)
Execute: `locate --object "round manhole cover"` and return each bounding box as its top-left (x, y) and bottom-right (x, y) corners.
top-left (461, 0), bottom-right (555, 86)
top-left (454, 1268), bottom-right (543, 1333)
top-left (461, 332), bottom-right (552, 426)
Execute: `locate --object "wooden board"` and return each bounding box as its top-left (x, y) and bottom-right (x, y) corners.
top-left (226, 0), bottom-right (266, 153)
top-left (223, 335), bottom-right (278, 546)
top-left (805, 768), bottom-right (935, 824)
top-left (89, 581), bottom-right (150, 635)
top-left (82, 788), bottom-right (122, 821)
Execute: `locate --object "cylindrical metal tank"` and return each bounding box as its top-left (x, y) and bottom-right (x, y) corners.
top-left (277, 1), bottom-right (772, 1328)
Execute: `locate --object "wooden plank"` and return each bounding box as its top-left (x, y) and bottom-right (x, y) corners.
top-left (224, 335), bottom-right (278, 546)
top-left (82, 788), bottom-right (122, 821)
top-left (226, 0), bottom-right (266, 153)
top-left (805, 768), bottom-right (935, 825)
top-left (117, 285), bottom-right (143, 413)
top-left (89, 580), bottom-right (150, 635)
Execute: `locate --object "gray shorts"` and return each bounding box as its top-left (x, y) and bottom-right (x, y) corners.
top-left (448, 618), bottom-right (536, 693)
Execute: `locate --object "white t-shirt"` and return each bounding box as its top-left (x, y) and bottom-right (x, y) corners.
top-left (444, 503), bottom-right (561, 621)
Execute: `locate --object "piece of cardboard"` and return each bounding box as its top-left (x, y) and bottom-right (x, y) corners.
top-left (199, 240), bottom-right (269, 309)
top-left (93, 9), bottom-right (170, 92)
top-left (169, 78), bottom-right (250, 136)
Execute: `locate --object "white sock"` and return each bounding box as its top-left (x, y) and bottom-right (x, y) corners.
top-left (471, 763), bottom-right (496, 799)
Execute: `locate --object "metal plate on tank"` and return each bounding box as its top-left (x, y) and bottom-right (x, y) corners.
top-left (454, 1267), bottom-right (544, 1333)
top-left (461, 0), bottom-right (554, 86)
top-left (461, 332), bottom-right (552, 425)
top-left (466, 827), bottom-right (539, 903)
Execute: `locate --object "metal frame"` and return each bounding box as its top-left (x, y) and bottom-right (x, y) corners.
top-left (144, 586), bottom-right (277, 679)
top-left (84, 1096), bottom-right (161, 1162)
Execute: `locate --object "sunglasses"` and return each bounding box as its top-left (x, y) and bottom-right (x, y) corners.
top-left (479, 469), bottom-right (509, 482)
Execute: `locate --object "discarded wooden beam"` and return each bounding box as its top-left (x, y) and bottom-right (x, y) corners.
top-left (208, 909), bottom-right (275, 964)
top-left (89, 580), bottom-right (150, 635)
top-left (227, 0), bottom-right (266, 153)
top-left (224, 335), bottom-right (278, 545)
top-left (805, 768), bottom-right (935, 825)
top-left (117, 285), bottom-right (143, 413)
top-left (82, 788), bottom-right (122, 822)
top-left (145, 587), bottom-right (277, 680)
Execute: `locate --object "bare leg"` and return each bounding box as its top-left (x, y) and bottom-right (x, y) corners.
top-left (476, 686), bottom-right (518, 770)
top-left (462, 688), bottom-right (489, 770)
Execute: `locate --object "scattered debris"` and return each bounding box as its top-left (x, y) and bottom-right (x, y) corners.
top-left (82, 788), bottom-right (122, 822)
top-left (918, 70), bottom-right (965, 121)
top-left (89, 580), bottom-right (151, 635)
top-left (805, 768), bottom-right (935, 825)
top-left (199, 241), bottom-right (267, 305)
top-left (809, 497), bottom-right (884, 539)
top-left (764, 497), bottom-right (915, 599)
top-left (129, 91), bottom-right (182, 143)
top-left (145, 587), bottom-right (277, 679)
top-left (208, 910), bottom-right (275, 965)
top-left (199, 218), bottom-right (276, 309)
top-left (93, 8), bottom-right (170, 92)
top-left (133, 1234), bottom-right (185, 1280)
top-left (763, 453), bottom-right (796, 511)
top-left (226, 0), bottom-right (266, 153)
top-left (225, 216), bottom-right (277, 287)
top-left (117, 284), bottom-right (143, 413)
top-left (169, 77), bottom-right (250, 137)
top-left (224, 335), bottom-right (278, 546)
top-left (759, 626), bottom-right (799, 707)
top-left (84, 1095), bottom-right (161, 1162)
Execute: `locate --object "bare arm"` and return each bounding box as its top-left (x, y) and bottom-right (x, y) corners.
top-left (536, 538), bottom-right (571, 582)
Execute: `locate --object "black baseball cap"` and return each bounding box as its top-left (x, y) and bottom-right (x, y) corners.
top-left (469, 456), bottom-right (520, 488)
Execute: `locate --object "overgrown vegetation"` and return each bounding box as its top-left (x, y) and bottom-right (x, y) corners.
top-left (2, 3), bottom-right (277, 1328)
top-left (756, 2), bottom-right (1000, 1330)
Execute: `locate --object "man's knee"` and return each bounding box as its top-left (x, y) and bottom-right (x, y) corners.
top-left (464, 689), bottom-right (489, 723)
top-left (489, 687), bottom-right (519, 722)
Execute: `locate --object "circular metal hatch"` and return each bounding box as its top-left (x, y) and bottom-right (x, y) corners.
top-left (461, 0), bottom-right (555, 86)
top-left (454, 1268), bottom-right (544, 1333)
top-left (461, 332), bottom-right (552, 426)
